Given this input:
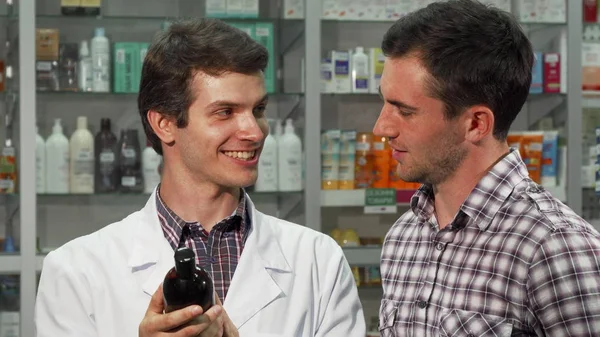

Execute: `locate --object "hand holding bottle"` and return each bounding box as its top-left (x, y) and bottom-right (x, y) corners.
top-left (138, 283), bottom-right (226, 337)
top-left (215, 293), bottom-right (239, 337)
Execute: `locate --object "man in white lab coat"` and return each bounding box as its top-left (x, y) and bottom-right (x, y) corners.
top-left (35, 18), bottom-right (365, 337)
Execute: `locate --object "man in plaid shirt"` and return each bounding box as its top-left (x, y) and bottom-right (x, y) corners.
top-left (374, 0), bottom-right (600, 336)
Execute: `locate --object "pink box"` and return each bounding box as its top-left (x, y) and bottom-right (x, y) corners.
top-left (543, 53), bottom-right (560, 93)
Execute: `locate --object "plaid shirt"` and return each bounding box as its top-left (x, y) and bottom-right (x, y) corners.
top-left (156, 187), bottom-right (250, 301)
top-left (379, 149), bottom-right (600, 336)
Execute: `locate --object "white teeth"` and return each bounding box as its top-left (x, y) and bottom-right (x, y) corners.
top-left (223, 151), bottom-right (256, 160)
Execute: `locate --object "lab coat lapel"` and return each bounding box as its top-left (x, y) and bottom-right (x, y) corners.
top-left (127, 191), bottom-right (175, 297)
top-left (224, 197), bottom-right (293, 329)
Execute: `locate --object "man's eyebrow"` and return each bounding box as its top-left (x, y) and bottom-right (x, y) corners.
top-left (205, 94), bottom-right (269, 110)
top-left (378, 86), bottom-right (418, 112)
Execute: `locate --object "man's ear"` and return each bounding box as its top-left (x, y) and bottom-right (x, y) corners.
top-left (463, 105), bottom-right (494, 144)
top-left (147, 110), bottom-right (176, 146)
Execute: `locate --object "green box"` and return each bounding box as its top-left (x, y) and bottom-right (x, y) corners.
top-left (227, 22), bottom-right (255, 39)
top-left (254, 22), bottom-right (275, 94)
top-left (137, 42), bottom-right (150, 91)
top-left (113, 42), bottom-right (139, 93)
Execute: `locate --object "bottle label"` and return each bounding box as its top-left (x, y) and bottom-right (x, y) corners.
top-left (2, 147), bottom-right (14, 157)
top-left (356, 143), bottom-right (370, 151)
top-left (0, 179), bottom-right (14, 190)
top-left (100, 151), bottom-right (115, 163)
top-left (74, 150), bottom-right (94, 175)
top-left (122, 176), bottom-right (136, 187)
top-left (373, 142), bottom-right (385, 151)
top-left (122, 148), bottom-right (136, 159)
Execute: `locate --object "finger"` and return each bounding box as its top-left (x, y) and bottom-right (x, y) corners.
top-left (150, 305), bottom-right (205, 332)
top-left (173, 307), bottom-right (224, 337)
top-left (214, 292), bottom-right (223, 306)
top-left (145, 283), bottom-right (165, 315)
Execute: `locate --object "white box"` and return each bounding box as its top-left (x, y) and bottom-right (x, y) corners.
top-left (323, 0), bottom-right (340, 19)
top-left (321, 58), bottom-right (336, 93)
top-left (582, 42), bottom-right (600, 95)
top-left (242, 0), bottom-right (259, 18)
top-left (206, 0), bottom-right (227, 17)
top-left (514, 0), bottom-right (538, 23)
top-left (482, 0), bottom-right (511, 12)
top-left (226, 0), bottom-right (244, 17)
top-left (369, 0), bottom-right (387, 21)
top-left (339, 0), bottom-right (356, 20)
top-left (284, 0), bottom-right (304, 19)
top-left (543, 0), bottom-right (566, 23)
top-left (331, 50), bottom-right (351, 93)
top-left (386, 0), bottom-right (415, 20)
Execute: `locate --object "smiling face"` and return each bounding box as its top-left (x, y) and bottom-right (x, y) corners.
top-left (172, 70), bottom-right (269, 189)
top-left (373, 56), bottom-right (468, 185)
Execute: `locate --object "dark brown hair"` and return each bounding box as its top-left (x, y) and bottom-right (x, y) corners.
top-left (382, 0), bottom-right (533, 140)
top-left (138, 18), bottom-right (268, 154)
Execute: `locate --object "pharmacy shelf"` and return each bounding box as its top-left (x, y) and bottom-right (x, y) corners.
top-left (0, 255), bottom-right (20, 273)
top-left (36, 15), bottom-right (292, 22)
top-left (343, 246), bottom-right (381, 266)
top-left (321, 189), bottom-right (416, 207)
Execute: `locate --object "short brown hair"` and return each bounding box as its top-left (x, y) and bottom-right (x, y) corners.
top-left (382, 0), bottom-right (533, 140)
top-left (138, 18), bottom-right (269, 154)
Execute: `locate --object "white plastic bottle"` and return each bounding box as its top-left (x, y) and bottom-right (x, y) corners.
top-left (254, 119), bottom-right (278, 192)
top-left (351, 46), bottom-right (370, 93)
top-left (142, 140), bottom-right (162, 194)
top-left (91, 27), bottom-right (110, 92)
top-left (70, 116), bottom-right (95, 194)
top-left (45, 119), bottom-right (70, 194)
top-left (36, 126), bottom-right (46, 194)
top-left (278, 118), bottom-right (303, 192)
top-left (78, 40), bottom-right (93, 92)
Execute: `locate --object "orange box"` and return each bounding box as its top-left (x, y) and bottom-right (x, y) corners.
top-left (372, 136), bottom-right (390, 188)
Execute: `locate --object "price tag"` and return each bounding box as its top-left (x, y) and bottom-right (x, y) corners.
top-left (364, 188), bottom-right (397, 214)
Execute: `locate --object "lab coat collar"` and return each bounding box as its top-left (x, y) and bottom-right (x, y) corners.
top-left (127, 189), bottom-right (292, 329)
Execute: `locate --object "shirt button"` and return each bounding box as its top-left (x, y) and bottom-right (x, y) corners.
top-left (435, 242), bottom-right (445, 251)
top-left (223, 232), bottom-right (229, 238)
top-left (210, 256), bottom-right (217, 264)
top-left (417, 300), bottom-right (427, 309)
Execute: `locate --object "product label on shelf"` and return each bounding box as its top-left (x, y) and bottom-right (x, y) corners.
top-left (364, 188), bottom-right (397, 214)
top-left (122, 176), bottom-right (136, 187)
top-left (356, 142), bottom-right (370, 152)
top-left (74, 150), bottom-right (94, 175)
top-left (0, 179), bottom-right (14, 190)
top-left (100, 151), bottom-right (115, 163)
top-left (0, 311), bottom-right (19, 337)
top-left (122, 148), bottom-right (136, 159)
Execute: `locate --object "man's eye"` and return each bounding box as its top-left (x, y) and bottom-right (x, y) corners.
top-left (254, 105), bottom-right (266, 116)
top-left (217, 109), bottom-right (233, 116)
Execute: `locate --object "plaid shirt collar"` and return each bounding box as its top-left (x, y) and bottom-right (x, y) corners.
top-left (155, 185), bottom-right (250, 242)
top-left (410, 148), bottom-right (530, 231)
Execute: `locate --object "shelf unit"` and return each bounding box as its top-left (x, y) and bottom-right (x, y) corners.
top-left (0, 1), bottom-right (587, 335)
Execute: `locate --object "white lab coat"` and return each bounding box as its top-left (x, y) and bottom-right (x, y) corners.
top-left (35, 192), bottom-right (366, 336)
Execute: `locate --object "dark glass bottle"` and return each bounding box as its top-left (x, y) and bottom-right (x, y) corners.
top-left (118, 129), bottom-right (143, 193)
top-left (94, 118), bottom-right (118, 193)
top-left (163, 247), bottom-right (214, 314)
